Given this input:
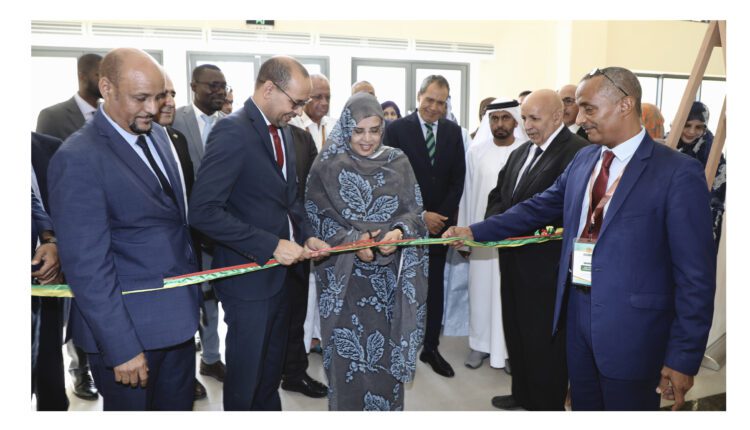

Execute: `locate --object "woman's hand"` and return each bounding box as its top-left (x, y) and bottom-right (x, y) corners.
top-left (378, 228), bottom-right (403, 256)
top-left (356, 229), bottom-right (380, 262)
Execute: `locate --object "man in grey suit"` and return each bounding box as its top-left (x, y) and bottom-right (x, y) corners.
top-left (171, 64), bottom-right (227, 383)
top-left (36, 53), bottom-right (102, 141)
top-left (34, 52), bottom-right (102, 401)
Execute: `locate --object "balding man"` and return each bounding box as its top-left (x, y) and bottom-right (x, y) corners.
top-left (446, 67), bottom-right (715, 411)
top-left (189, 55), bottom-right (330, 410)
top-left (351, 80), bottom-right (376, 97)
top-left (48, 48), bottom-right (200, 410)
top-left (558, 84), bottom-right (589, 140)
top-left (290, 73), bottom-right (335, 151)
top-left (475, 89), bottom-right (588, 410)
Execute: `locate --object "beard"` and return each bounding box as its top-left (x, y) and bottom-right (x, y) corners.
top-left (491, 127), bottom-right (512, 140)
top-left (129, 117), bottom-right (153, 134)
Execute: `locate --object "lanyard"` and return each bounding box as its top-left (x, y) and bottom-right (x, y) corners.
top-left (584, 159), bottom-right (624, 239)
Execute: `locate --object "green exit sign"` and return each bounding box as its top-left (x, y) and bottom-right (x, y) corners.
top-left (246, 20), bottom-right (275, 27)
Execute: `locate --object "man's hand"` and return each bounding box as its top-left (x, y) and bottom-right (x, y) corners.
top-left (303, 237), bottom-right (331, 261)
top-left (356, 230), bottom-right (379, 262)
top-left (442, 226), bottom-right (474, 248)
top-left (273, 239), bottom-right (305, 266)
top-left (378, 229), bottom-right (403, 256)
top-left (656, 365), bottom-right (694, 411)
top-left (114, 352), bottom-right (149, 388)
top-left (32, 243), bottom-right (61, 284)
top-left (424, 211), bottom-right (448, 236)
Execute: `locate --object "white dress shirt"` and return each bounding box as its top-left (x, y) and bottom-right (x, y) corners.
top-left (73, 92), bottom-right (98, 122)
top-left (191, 104), bottom-right (221, 147)
top-left (289, 112), bottom-right (337, 151)
top-left (575, 127), bottom-right (646, 237)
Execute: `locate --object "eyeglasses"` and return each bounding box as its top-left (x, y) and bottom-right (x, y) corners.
top-left (273, 81), bottom-right (309, 110)
top-left (588, 68), bottom-right (628, 97)
top-left (196, 81), bottom-right (230, 93)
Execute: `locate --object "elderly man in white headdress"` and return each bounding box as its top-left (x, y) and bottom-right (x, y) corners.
top-left (457, 98), bottom-right (526, 369)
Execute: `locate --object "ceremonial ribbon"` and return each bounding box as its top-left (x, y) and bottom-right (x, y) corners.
top-left (31, 227), bottom-right (562, 298)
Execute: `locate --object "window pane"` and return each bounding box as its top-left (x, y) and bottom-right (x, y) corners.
top-left (355, 65), bottom-right (406, 117)
top-left (699, 80), bottom-right (726, 133)
top-left (661, 77), bottom-right (690, 136)
top-left (196, 60), bottom-right (255, 114)
top-left (302, 63), bottom-right (321, 75)
top-left (637, 76), bottom-right (658, 105)
top-left (32, 56), bottom-right (78, 131)
top-left (415, 68), bottom-right (463, 126)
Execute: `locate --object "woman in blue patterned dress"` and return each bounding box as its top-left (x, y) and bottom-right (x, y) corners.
top-left (305, 92), bottom-right (428, 411)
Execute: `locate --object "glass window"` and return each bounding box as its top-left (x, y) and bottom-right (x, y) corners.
top-left (355, 65), bottom-right (407, 118)
top-left (31, 56), bottom-right (78, 131)
top-left (637, 75), bottom-right (658, 105)
top-left (661, 77), bottom-right (690, 135)
top-left (699, 79), bottom-right (726, 133)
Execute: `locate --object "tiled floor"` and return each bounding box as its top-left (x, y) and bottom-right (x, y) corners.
top-left (56, 321), bottom-right (726, 411)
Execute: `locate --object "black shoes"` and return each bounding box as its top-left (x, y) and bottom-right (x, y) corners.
top-left (72, 372), bottom-right (99, 400)
top-left (199, 360), bottom-right (226, 383)
top-left (194, 378), bottom-right (207, 400)
top-left (419, 348), bottom-right (455, 377)
top-left (281, 374), bottom-right (328, 398)
top-left (491, 394), bottom-right (522, 410)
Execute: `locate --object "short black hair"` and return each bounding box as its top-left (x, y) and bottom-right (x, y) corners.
top-left (580, 67), bottom-right (642, 116)
top-left (518, 90), bottom-right (532, 98)
top-left (77, 53), bottom-right (102, 75)
top-left (192, 64), bottom-right (222, 82)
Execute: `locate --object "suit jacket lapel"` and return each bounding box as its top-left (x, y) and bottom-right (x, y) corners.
top-left (515, 129), bottom-right (569, 199)
top-left (599, 135), bottom-right (653, 238)
top-left (65, 97), bottom-right (86, 130)
top-left (94, 112), bottom-right (174, 208)
top-left (151, 126), bottom-right (187, 221)
top-left (568, 148), bottom-right (601, 235)
top-left (245, 99), bottom-right (283, 179)
top-left (182, 107), bottom-right (204, 160)
top-left (408, 113), bottom-right (432, 169)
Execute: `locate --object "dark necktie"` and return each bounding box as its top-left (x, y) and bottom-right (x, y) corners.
top-left (268, 124), bottom-right (285, 168)
top-left (514, 146), bottom-right (543, 196)
top-left (135, 135), bottom-right (177, 206)
top-left (584, 150), bottom-right (615, 240)
top-left (424, 122), bottom-right (436, 166)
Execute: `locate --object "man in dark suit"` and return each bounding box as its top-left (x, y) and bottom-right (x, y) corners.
top-left (31, 132), bottom-right (69, 410)
top-left (48, 48), bottom-right (201, 411)
top-left (384, 75), bottom-right (466, 377)
top-left (189, 56), bottom-right (330, 411)
top-left (445, 67), bottom-right (715, 411)
top-left (559, 84), bottom-right (589, 141)
top-left (171, 64), bottom-right (228, 383)
top-left (483, 90), bottom-right (588, 410)
top-left (35, 53), bottom-right (102, 401)
top-left (154, 73), bottom-right (210, 401)
top-left (279, 126), bottom-right (328, 398)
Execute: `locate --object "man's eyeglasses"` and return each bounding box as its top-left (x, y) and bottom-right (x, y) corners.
top-left (588, 68), bottom-right (628, 97)
top-left (196, 81), bottom-right (231, 93)
top-left (273, 81), bottom-right (309, 109)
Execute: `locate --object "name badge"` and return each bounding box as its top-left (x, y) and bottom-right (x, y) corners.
top-left (572, 240), bottom-right (595, 287)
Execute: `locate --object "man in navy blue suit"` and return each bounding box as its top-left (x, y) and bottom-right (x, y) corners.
top-left (48, 48), bottom-right (201, 411)
top-left (189, 56), bottom-right (330, 411)
top-left (445, 67), bottom-right (715, 411)
top-left (384, 75), bottom-right (466, 378)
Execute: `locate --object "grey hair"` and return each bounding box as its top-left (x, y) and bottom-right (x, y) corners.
top-left (418, 75), bottom-right (450, 96)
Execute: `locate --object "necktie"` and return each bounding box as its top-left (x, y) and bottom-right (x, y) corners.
top-left (584, 150), bottom-right (615, 240)
top-left (515, 146), bottom-right (544, 195)
top-left (268, 124), bottom-right (285, 168)
top-left (201, 114), bottom-right (215, 147)
top-left (424, 122), bottom-right (436, 166)
top-left (135, 135), bottom-right (177, 206)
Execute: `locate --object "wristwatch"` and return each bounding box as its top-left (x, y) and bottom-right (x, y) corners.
top-left (41, 236), bottom-right (57, 245)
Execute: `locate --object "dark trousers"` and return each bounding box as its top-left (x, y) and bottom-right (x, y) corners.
top-left (567, 288), bottom-right (661, 411)
top-left (63, 297), bottom-right (90, 376)
top-left (221, 287), bottom-right (289, 411)
top-left (282, 264), bottom-right (310, 381)
top-left (88, 338), bottom-right (195, 411)
top-left (423, 243), bottom-right (447, 351)
top-left (499, 252), bottom-right (567, 411)
top-left (34, 297), bottom-right (69, 411)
